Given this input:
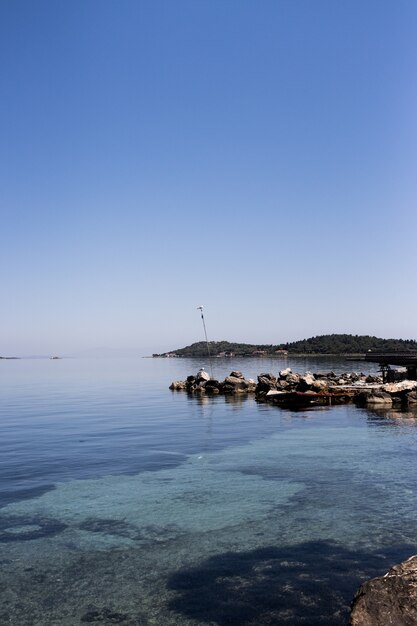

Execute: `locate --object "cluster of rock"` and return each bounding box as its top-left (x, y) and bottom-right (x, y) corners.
top-left (356, 379), bottom-right (417, 409)
top-left (349, 555), bottom-right (417, 625)
top-left (170, 370), bottom-right (256, 395)
top-left (254, 368), bottom-right (381, 401)
top-left (170, 368), bottom-right (417, 408)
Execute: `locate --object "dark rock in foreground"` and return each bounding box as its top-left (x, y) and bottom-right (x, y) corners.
top-left (349, 555), bottom-right (417, 626)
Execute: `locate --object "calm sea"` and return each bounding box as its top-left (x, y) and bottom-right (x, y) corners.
top-left (1, 356), bottom-right (417, 625)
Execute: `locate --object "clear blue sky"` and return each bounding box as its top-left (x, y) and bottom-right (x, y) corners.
top-left (1, 0), bottom-right (416, 355)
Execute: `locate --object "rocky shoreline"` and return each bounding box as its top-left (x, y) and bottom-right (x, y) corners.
top-left (349, 555), bottom-right (417, 625)
top-left (170, 368), bottom-right (417, 409)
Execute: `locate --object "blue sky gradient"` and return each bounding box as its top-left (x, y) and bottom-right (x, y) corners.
top-left (1, 1), bottom-right (417, 355)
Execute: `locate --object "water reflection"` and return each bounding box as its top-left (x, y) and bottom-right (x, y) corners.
top-left (366, 406), bottom-right (417, 425)
top-left (224, 394), bottom-right (250, 407)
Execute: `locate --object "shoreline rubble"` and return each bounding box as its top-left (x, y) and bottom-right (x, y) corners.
top-left (170, 368), bottom-right (417, 409)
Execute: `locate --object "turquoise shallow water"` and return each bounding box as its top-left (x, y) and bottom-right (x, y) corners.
top-left (1, 357), bottom-right (417, 625)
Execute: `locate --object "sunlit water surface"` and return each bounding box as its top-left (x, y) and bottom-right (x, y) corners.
top-left (1, 356), bottom-right (417, 625)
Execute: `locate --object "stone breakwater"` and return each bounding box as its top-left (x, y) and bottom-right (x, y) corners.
top-left (170, 368), bottom-right (417, 408)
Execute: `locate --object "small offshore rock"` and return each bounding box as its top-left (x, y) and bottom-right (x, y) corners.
top-left (230, 371), bottom-right (244, 379)
top-left (349, 555), bottom-right (417, 626)
top-left (226, 376), bottom-right (255, 393)
top-left (224, 375), bottom-right (246, 386)
top-left (196, 369), bottom-right (210, 382)
top-left (169, 381), bottom-right (187, 391)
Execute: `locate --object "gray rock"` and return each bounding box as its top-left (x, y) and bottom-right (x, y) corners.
top-left (224, 376), bottom-right (249, 390)
top-left (311, 379), bottom-right (329, 392)
top-left (256, 373), bottom-right (278, 393)
top-left (365, 374), bottom-right (383, 384)
top-left (357, 391), bottom-right (393, 406)
top-left (297, 373), bottom-right (316, 391)
top-left (205, 379), bottom-right (220, 393)
top-left (258, 373), bottom-right (277, 385)
top-left (276, 380), bottom-right (290, 390)
top-left (222, 376), bottom-right (255, 393)
top-left (279, 367), bottom-right (292, 378)
top-left (169, 381), bottom-right (186, 390)
top-left (196, 369), bottom-right (210, 382)
top-left (230, 371), bottom-right (244, 379)
top-left (406, 391), bottom-right (417, 406)
top-left (349, 555), bottom-right (417, 626)
top-left (286, 373), bottom-right (300, 386)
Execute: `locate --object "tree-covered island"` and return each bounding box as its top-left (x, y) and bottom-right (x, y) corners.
top-left (153, 334), bottom-right (417, 358)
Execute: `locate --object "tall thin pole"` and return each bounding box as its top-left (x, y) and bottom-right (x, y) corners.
top-left (197, 305), bottom-right (213, 378)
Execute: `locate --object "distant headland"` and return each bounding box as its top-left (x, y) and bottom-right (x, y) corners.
top-left (153, 334), bottom-right (417, 358)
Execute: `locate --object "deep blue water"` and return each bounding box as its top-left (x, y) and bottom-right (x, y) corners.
top-left (1, 356), bottom-right (417, 625)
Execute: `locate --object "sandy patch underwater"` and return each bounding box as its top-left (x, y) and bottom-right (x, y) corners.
top-left (0, 435), bottom-right (304, 551)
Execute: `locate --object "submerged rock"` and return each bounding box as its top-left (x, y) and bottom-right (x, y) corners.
top-left (349, 555), bottom-right (417, 626)
top-left (81, 607), bottom-right (130, 623)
